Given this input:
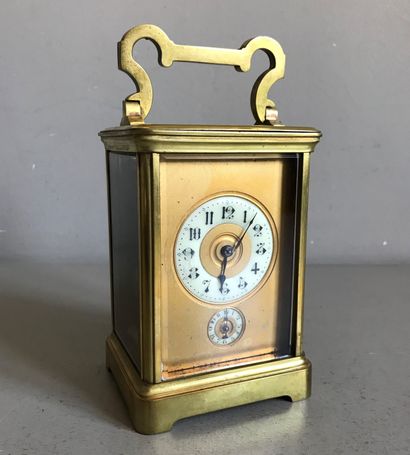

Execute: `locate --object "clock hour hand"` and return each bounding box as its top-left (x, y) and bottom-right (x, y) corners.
top-left (217, 244), bottom-right (234, 292)
top-left (233, 213), bottom-right (257, 251)
top-left (217, 255), bottom-right (228, 292)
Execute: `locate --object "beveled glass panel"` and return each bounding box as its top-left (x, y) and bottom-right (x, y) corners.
top-left (159, 154), bottom-right (299, 379)
top-left (109, 152), bottom-right (141, 371)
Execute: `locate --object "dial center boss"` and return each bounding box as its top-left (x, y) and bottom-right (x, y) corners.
top-left (200, 224), bottom-right (252, 278)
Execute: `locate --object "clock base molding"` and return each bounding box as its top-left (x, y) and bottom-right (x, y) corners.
top-left (106, 333), bottom-right (312, 434)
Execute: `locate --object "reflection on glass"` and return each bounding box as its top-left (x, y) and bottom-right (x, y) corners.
top-left (109, 152), bottom-right (141, 371)
top-left (159, 155), bottom-right (300, 379)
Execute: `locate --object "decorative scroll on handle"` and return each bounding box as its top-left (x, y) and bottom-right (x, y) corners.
top-left (118, 24), bottom-right (286, 125)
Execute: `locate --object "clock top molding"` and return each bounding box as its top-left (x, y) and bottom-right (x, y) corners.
top-left (99, 124), bottom-right (321, 154)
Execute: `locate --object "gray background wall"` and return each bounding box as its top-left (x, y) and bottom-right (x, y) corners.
top-left (1, 0), bottom-right (409, 264)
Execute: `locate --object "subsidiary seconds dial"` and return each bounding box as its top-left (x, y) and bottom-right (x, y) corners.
top-left (174, 194), bottom-right (276, 304)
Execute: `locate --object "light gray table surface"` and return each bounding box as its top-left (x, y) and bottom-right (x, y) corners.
top-left (0, 262), bottom-right (409, 454)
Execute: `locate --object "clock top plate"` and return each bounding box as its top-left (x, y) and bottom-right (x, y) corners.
top-left (99, 124), bottom-right (321, 155)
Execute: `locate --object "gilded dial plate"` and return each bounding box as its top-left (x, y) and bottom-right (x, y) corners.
top-left (174, 194), bottom-right (277, 304)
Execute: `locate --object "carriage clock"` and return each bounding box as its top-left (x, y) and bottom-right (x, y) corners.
top-left (99, 24), bottom-right (321, 434)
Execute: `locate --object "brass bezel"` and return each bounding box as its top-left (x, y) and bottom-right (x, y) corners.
top-left (207, 307), bottom-right (246, 346)
top-left (172, 191), bottom-right (279, 306)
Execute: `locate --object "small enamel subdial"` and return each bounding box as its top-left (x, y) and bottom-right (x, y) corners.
top-left (207, 308), bottom-right (245, 345)
top-left (174, 194), bottom-right (276, 304)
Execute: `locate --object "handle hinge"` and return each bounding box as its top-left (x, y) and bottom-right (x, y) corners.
top-left (121, 100), bottom-right (144, 126)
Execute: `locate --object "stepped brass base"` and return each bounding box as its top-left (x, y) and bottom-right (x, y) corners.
top-left (106, 333), bottom-right (311, 434)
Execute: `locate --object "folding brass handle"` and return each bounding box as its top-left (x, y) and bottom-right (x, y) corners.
top-left (118, 24), bottom-right (286, 125)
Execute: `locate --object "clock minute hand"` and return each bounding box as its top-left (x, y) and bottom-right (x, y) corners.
top-left (233, 213), bottom-right (257, 251)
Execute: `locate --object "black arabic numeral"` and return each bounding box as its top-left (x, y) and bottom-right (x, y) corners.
top-left (189, 227), bottom-right (201, 240)
top-left (181, 247), bottom-right (195, 259)
top-left (205, 211), bottom-right (214, 225)
top-left (222, 206), bottom-right (235, 220)
top-left (238, 277), bottom-right (248, 289)
top-left (202, 279), bottom-right (210, 293)
top-left (251, 262), bottom-right (260, 275)
top-left (219, 283), bottom-right (230, 295)
top-left (256, 243), bottom-right (267, 255)
top-left (188, 267), bottom-right (200, 279)
top-left (253, 224), bottom-right (263, 237)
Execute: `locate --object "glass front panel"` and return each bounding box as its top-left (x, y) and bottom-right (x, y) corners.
top-left (159, 154), bottom-right (300, 380)
top-left (108, 152), bottom-right (141, 371)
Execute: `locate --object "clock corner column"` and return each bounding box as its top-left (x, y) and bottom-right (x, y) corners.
top-left (294, 151), bottom-right (312, 357)
top-left (139, 152), bottom-right (163, 383)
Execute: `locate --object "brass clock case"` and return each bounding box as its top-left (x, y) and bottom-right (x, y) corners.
top-left (99, 24), bottom-right (321, 434)
top-left (101, 123), bottom-right (321, 433)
